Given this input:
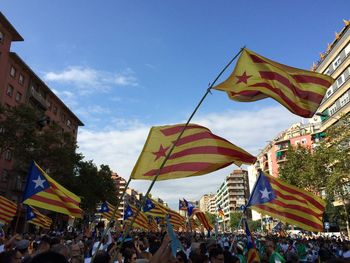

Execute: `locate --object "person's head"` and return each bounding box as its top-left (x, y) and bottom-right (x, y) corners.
top-left (51, 244), bottom-right (70, 259)
top-left (39, 235), bottom-right (51, 252)
top-left (124, 248), bottom-right (137, 263)
top-left (15, 239), bottom-right (30, 256)
top-left (92, 251), bottom-right (111, 263)
top-left (266, 240), bottom-right (275, 254)
top-left (0, 250), bottom-right (22, 263)
top-left (176, 250), bottom-right (188, 263)
top-left (29, 251), bottom-right (69, 263)
top-left (209, 246), bottom-right (224, 263)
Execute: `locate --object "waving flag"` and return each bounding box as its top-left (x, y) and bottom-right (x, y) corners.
top-left (131, 124), bottom-right (256, 181)
top-left (166, 216), bottom-right (184, 257)
top-left (214, 48), bottom-right (334, 118)
top-left (124, 204), bottom-right (150, 230)
top-left (244, 219), bottom-right (260, 263)
top-left (194, 211), bottom-right (213, 231)
top-left (179, 199), bottom-right (187, 211)
top-left (218, 205), bottom-right (225, 218)
top-left (23, 162), bottom-right (82, 218)
top-left (157, 202), bottom-right (186, 229)
top-left (0, 196), bottom-right (17, 224)
top-left (246, 171), bottom-right (326, 232)
top-left (183, 199), bottom-right (196, 217)
top-left (143, 198), bottom-right (166, 218)
top-left (99, 201), bottom-right (121, 220)
top-left (26, 205), bottom-right (52, 229)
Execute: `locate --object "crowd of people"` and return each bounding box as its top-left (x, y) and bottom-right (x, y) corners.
top-left (0, 223), bottom-right (349, 263)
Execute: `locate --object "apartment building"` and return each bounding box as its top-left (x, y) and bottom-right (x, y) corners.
top-left (199, 194), bottom-right (215, 213)
top-left (0, 13), bottom-right (83, 202)
top-left (314, 19), bottom-right (350, 130)
top-left (216, 169), bottom-right (250, 226)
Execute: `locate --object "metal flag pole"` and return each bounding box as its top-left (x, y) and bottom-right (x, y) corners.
top-left (111, 47), bottom-right (245, 259)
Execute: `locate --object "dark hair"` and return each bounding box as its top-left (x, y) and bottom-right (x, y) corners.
top-left (92, 251), bottom-right (111, 263)
top-left (189, 251), bottom-right (208, 263)
top-left (176, 250), bottom-right (188, 263)
top-left (209, 246), bottom-right (224, 260)
top-left (29, 251), bottom-right (69, 263)
top-left (123, 248), bottom-right (136, 263)
top-left (0, 250), bottom-right (19, 263)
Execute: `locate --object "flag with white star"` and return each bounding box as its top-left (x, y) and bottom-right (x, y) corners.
top-left (123, 205), bottom-right (134, 220)
top-left (246, 171), bottom-right (326, 232)
top-left (131, 124), bottom-right (256, 181)
top-left (25, 205), bottom-right (52, 229)
top-left (23, 161), bottom-right (82, 218)
top-left (213, 48), bottom-right (334, 118)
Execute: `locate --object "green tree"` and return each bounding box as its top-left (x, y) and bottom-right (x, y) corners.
top-left (205, 212), bottom-right (217, 226)
top-left (230, 212), bottom-right (242, 230)
top-left (248, 219), bottom-right (261, 232)
top-left (279, 113), bottom-right (350, 236)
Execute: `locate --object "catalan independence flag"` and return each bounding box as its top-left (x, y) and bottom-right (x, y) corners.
top-left (214, 48), bottom-right (334, 118)
top-left (131, 124), bottom-right (256, 181)
top-left (246, 171), bottom-right (326, 232)
top-left (157, 202), bottom-right (186, 229)
top-left (0, 196), bottom-right (17, 224)
top-left (243, 219), bottom-right (260, 263)
top-left (143, 198), bottom-right (166, 218)
top-left (23, 162), bottom-right (82, 218)
top-left (26, 205), bottom-right (52, 230)
top-left (124, 204), bottom-right (150, 230)
top-left (99, 201), bottom-right (121, 220)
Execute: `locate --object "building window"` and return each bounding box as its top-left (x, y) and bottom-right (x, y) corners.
top-left (19, 74), bottom-right (24, 85)
top-left (6, 85), bottom-right (14, 97)
top-left (47, 100), bottom-right (52, 110)
top-left (0, 31), bottom-right (3, 43)
top-left (1, 169), bottom-right (8, 182)
top-left (301, 139), bottom-right (307, 144)
top-left (66, 119), bottom-right (71, 128)
top-left (10, 66), bottom-right (16, 78)
top-left (340, 93), bottom-right (350, 107)
top-left (324, 68), bottom-right (330, 75)
top-left (53, 106), bottom-right (58, 115)
top-left (60, 113), bottom-right (66, 122)
top-left (15, 92), bottom-right (22, 102)
top-left (329, 103), bottom-right (338, 116)
top-left (326, 87), bottom-right (333, 98)
top-left (333, 56), bottom-right (341, 69)
top-left (4, 150), bottom-right (12, 161)
top-left (337, 75), bottom-right (345, 87)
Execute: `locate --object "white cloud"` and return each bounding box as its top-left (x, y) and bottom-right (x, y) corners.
top-left (77, 106), bottom-right (300, 210)
top-left (44, 66), bottom-right (138, 95)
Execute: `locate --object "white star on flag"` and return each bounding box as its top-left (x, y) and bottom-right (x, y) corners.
top-left (260, 187), bottom-right (271, 199)
top-left (32, 176), bottom-right (46, 189)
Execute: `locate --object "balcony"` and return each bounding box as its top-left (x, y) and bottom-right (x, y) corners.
top-left (29, 87), bottom-right (48, 110)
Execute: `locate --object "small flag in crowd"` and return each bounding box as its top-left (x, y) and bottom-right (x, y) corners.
top-left (23, 162), bottom-right (82, 218)
top-left (0, 196), bottom-right (17, 224)
top-left (179, 199), bottom-right (187, 211)
top-left (143, 198), bottom-right (166, 218)
top-left (194, 210), bottom-right (213, 231)
top-left (98, 201), bottom-right (121, 220)
top-left (124, 204), bottom-right (150, 230)
top-left (183, 199), bottom-right (195, 217)
top-left (218, 205), bottom-right (225, 218)
top-left (26, 205), bottom-right (52, 230)
top-left (123, 205), bottom-right (134, 220)
top-left (214, 48), bottom-right (334, 118)
top-left (131, 124), bottom-right (256, 181)
top-left (244, 219), bottom-right (260, 263)
top-left (246, 171), bottom-right (326, 232)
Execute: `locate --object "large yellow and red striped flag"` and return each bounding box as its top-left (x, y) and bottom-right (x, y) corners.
top-left (0, 196), bottom-right (17, 224)
top-left (246, 171), bottom-right (326, 232)
top-left (214, 48), bottom-right (334, 118)
top-left (131, 124), bottom-right (256, 181)
top-left (23, 162), bottom-right (82, 218)
top-left (26, 205), bottom-right (52, 230)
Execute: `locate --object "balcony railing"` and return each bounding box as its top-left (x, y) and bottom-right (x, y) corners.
top-left (29, 87), bottom-right (48, 110)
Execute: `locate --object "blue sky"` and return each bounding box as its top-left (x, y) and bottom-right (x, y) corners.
top-left (2, 1), bottom-right (349, 209)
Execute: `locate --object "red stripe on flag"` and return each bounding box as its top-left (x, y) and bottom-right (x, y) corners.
top-left (160, 125), bottom-right (208, 136)
top-left (248, 82), bottom-right (313, 117)
top-left (143, 162), bottom-right (231, 177)
top-left (259, 71), bottom-right (324, 103)
top-left (271, 199), bottom-right (323, 218)
top-left (273, 189), bottom-right (308, 206)
top-left (45, 186), bottom-right (80, 206)
top-left (255, 204), bottom-right (323, 230)
top-left (169, 146), bottom-right (255, 163)
top-left (268, 177), bottom-right (325, 211)
top-left (29, 195), bottom-right (82, 214)
top-left (292, 75), bottom-right (332, 87)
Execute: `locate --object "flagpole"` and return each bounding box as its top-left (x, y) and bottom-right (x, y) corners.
top-left (111, 47), bottom-right (245, 260)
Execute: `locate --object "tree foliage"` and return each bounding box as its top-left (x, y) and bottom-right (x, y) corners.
top-left (229, 212), bottom-right (242, 230)
top-left (279, 113), bottom-right (350, 232)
